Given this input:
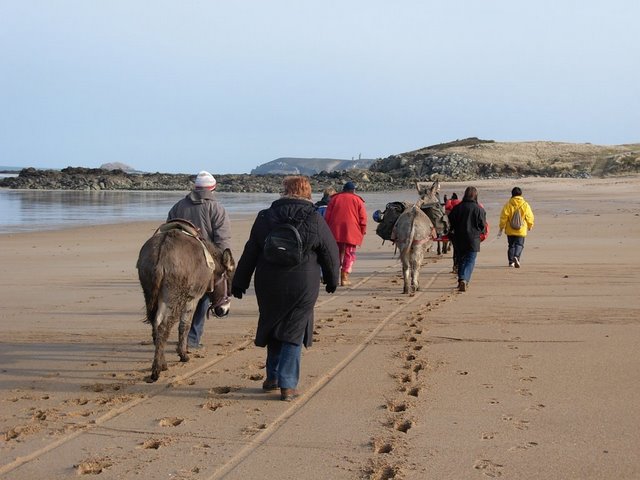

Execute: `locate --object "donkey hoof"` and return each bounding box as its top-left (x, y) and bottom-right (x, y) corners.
top-left (179, 354), bottom-right (190, 363)
top-left (149, 372), bottom-right (159, 383)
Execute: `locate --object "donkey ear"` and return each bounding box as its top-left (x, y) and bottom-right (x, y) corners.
top-left (222, 248), bottom-right (235, 271)
top-left (416, 182), bottom-right (429, 196)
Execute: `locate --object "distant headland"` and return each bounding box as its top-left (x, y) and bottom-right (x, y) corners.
top-left (1, 138), bottom-right (638, 192)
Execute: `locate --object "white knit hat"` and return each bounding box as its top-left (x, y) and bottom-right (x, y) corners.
top-left (194, 171), bottom-right (216, 189)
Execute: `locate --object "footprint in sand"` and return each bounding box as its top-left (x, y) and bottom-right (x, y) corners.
top-left (481, 432), bottom-right (497, 440)
top-left (514, 420), bottom-right (530, 430)
top-left (473, 459), bottom-right (503, 477)
top-left (241, 423), bottom-right (268, 435)
top-left (365, 462), bottom-right (399, 480)
top-left (509, 441), bottom-right (539, 451)
top-left (202, 401), bottom-right (230, 411)
top-left (386, 400), bottom-right (408, 413)
top-left (394, 419), bottom-right (413, 433)
top-left (158, 417), bottom-right (184, 427)
top-left (209, 386), bottom-right (240, 395)
top-left (406, 386), bottom-right (420, 398)
top-left (140, 438), bottom-right (171, 449)
top-left (74, 457), bottom-right (113, 475)
top-left (372, 438), bottom-right (394, 454)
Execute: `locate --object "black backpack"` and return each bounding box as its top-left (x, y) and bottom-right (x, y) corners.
top-left (374, 201), bottom-right (411, 241)
top-left (263, 215), bottom-right (309, 266)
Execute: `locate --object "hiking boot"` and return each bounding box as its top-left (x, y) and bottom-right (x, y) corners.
top-left (458, 280), bottom-right (467, 292)
top-left (280, 388), bottom-right (299, 402)
top-left (514, 257), bottom-right (520, 268)
top-left (262, 378), bottom-right (278, 391)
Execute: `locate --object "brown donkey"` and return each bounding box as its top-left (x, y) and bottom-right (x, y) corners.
top-left (136, 222), bottom-right (235, 382)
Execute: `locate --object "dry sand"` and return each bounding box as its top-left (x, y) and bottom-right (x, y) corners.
top-left (0, 177), bottom-right (639, 479)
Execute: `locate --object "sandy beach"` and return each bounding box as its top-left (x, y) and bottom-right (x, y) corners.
top-left (1, 177), bottom-right (639, 479)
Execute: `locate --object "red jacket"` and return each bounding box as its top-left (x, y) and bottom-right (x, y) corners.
top-left (445, 198), bottom-right (461, 214)
top-left (324, 192), bottom-right (367, 246)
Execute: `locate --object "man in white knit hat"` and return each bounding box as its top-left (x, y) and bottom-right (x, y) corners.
top-left (167, 170), bottom-right (232, 349)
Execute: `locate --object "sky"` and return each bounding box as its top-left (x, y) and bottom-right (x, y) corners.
top-left (1, 1), bottom-right (638, 174)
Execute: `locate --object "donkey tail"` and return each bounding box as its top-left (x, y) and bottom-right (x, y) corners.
top-left (400, 208), bottom-right (418, 258)
top-left (138, 234), bottom-right (167, 324)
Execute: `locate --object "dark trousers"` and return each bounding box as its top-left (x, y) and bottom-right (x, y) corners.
top-left (507, 235), bottom-right (526, 263)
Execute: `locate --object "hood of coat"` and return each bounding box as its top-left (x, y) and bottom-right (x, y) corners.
top-left (188, 189), bottom-right (215, 204)
top-left (509, 196), bottom-right (527, 209)
top-left (269, 197), bottom-right (315, 223)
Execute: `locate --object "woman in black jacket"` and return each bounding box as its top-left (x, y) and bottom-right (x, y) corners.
top-left (448, 186), bottom-right (487, 292)
top-left (231, 176), bottom-right (340, 401)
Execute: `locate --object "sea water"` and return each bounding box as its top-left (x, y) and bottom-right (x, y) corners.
top-left (0, 190), bottom-right (280, 234)
top-left (0, 189), bottom-right (413, 234)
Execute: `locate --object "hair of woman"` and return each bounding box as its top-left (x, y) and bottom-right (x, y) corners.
top-left (463, 186), bottom-right (478, 201)
top-left (282, 176), bottom-right (312, 200)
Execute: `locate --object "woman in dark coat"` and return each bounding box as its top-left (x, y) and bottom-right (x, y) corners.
top-left (448, 186), bottom-right (487, 292)
top-left (231, 176), bottom-right (340, 401)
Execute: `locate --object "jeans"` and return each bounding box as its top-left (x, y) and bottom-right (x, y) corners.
top-left (266, 339), bottom-right (303, 389)
top-left (458, 250), bottom-right (478, 283)
top-left (507, 236), bottom-right (526, 263)
top-left (187, 295), bottom-right (210, 347)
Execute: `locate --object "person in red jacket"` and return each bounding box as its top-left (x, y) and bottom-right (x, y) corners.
top-left (324, 181), bottom-right (367, 286)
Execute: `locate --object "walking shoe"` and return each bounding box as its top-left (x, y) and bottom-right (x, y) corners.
top-left (262, 378), bottom-right (278, 391)
top-left (509, 262), bottom-right (515, 267)
top-left (514, 257), bottom-right (520, 268)
top-left (280, 388), bottom-right (299, 402)
top-left (458, 280), bottom-right (467, 292)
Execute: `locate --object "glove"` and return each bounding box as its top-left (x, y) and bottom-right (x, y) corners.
top-left (325, 284), bottom-right (337, 294)
top-left (497, 230), bottom-right (503, 238)
top-left (231, 286), bottom-right (245, 299)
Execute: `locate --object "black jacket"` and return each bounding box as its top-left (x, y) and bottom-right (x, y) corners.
top-left (448, 199), bottom-right (487, 253)
top-left (232, 198), bottom-right (340, 347)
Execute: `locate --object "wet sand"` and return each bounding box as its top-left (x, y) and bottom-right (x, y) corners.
top-left (0, 177), bottom-right (639, 479)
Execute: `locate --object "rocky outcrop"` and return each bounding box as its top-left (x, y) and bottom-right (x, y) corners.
top-left (0, 167), bottom-right (400, 193)
top-left (2, 139), bottom-right (639, 192)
